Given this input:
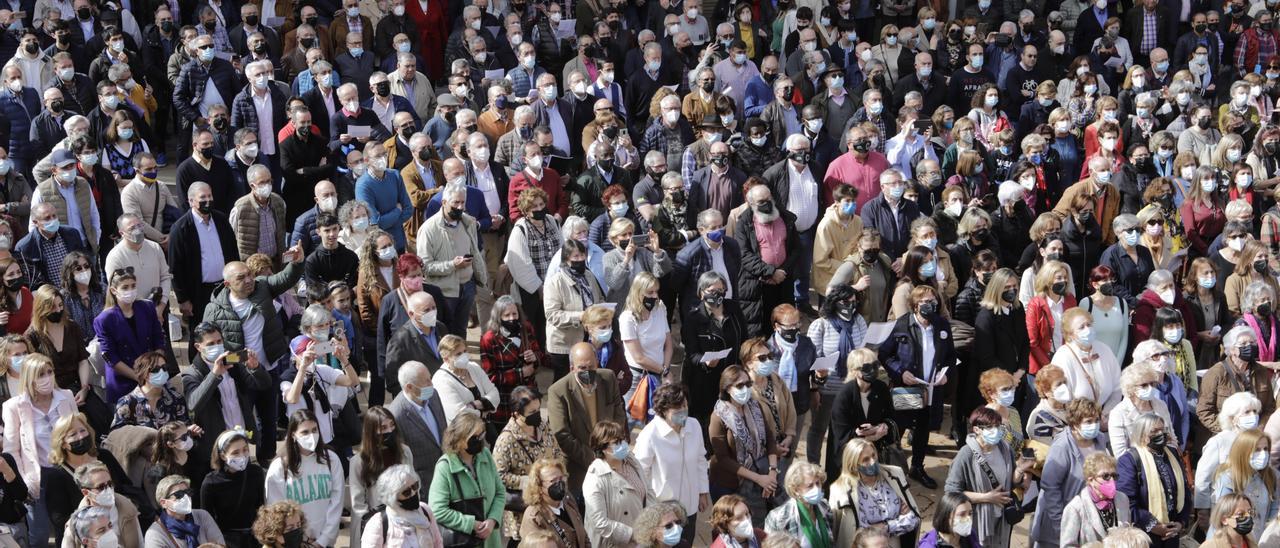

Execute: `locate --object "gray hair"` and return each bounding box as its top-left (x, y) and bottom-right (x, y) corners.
top-left (1223, 324), bottom-right (1256, 350)
top-left (73, 461), bottom-right (110, 489)
top-left (1241, 281), bottom-right (1276, 314)
top-left (154, 475), bottom-right (190, 505)
top-left (561, 215), bottom-right (589, 237)
top-left (1119, 361), bottom-right (1157, 399)
top-left (1145, 269), bottom-right (1173, 290)
top-left (484, 295), bottom-right (520, 334)
top-left (660, 171), bottom-right (682, 189)
top-left (116, 212), bottom-right (141, 232)
top-left (1131, 339), bottom-right (1169, 365)
top-left (696, 209), bottom-right (723, 230)
top-left (784, 133), bottom-right (809, 150)
top-left (514, 105), bottom-right (534, 123)
top-left (398, 360), bottom-right (430, 391)
top-left (312, 60), bottom-right (333, 73)
top-left (1128, 413), bottom-right (1166, 447)
top-left (299, 304), bottom-right (332, 330)
top-left (71, 506), bottom-right (110, 544)
top-left (1219, 392), bottom-right (1263, 432)
top-left (246, 164), bottom-right (271, 183)
top-left (106, 63), bottom-right (131, 82)
top-left (373, 464), bottom-right (421, 508)
top-left (397, 52), bottom-right (415, 67)
top-left (186, 181), bottom-right (211, 200)
top-left (409, 132), bottom-right (430, 149)
top-left (1111, 213), bottom-right (1139, 234)
top-left (64, 115), bottom-right (89, 135)
top-left (337, 199), bottom-right (370, 227)
top-left (997, 180), bottom-right (1024, 206)
top-left (879, 168), bottom-right (904, 186)
top-left (696, 271), bottom-right (728, 295)
top-left (644, 150), bottom-right (665, 168)
top-left (441, 182), bottom-right (467, 201)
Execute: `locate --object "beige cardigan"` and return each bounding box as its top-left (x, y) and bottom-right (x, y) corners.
top-left (543, 270), bottom-right (605, 354)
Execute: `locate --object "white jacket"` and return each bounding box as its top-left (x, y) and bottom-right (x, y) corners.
top-left (432, 361), bottom-right (501, 423)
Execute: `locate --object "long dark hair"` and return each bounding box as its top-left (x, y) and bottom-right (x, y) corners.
top-left (900, 245), bottom-right (937, 287)
top-left (150, 422), bottom-right (188, 473)
top-left (932, 492), bottom-right (972, 535)
top-left (283, 409), bottom-right (331, 476)
top-left (356, 406), bottom-right (403, 489)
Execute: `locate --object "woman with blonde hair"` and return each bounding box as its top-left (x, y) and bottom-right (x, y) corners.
top-left (1199, 392), bottom-right (1264, 521)
top-left (764, 461), bottom-right (833, 546)
top-left (1210, 133), bottom-right (1249, 173)
top-left (631, 501), bottom-right (687, 548)
top-left (618, 272), bottom-right (673, 400)
top-left (519, 457), bottom-right (587, 546)
top-left (2, 352), bottom-right (70, 546)
top-left (969, 268), bottom-right (1030, 422)
top-left (0, 334), bottom-right (27, 403)
top-left (432, 334), bottom-right (500, 424)
top-left (826, 348), bottom-right (895, 484)
top-left (1060, 452), bottom-right (1132, 546)
top-left (1115, 413), bottom-right (1190, 548)
top-left (1026, 259), bottom-right (1077, 379)
top-left (24, 284), bottom-right (92, 421)
top-left (42, 412), bottom-right (134, 546)
top-left (1204, 493), bottom-right (1258, 548)
top-left (942, 116), bottom-right (987, 179)
top-left (829, 438), bottom-right (919, 547)
top-left (1050, 307), bottom-right (1123, 413)
top-left (1211, 429), bottom-right (1279, 541)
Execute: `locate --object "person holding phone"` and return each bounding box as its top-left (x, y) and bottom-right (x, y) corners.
top-left (945, 406), bottom-right (1034, 547)
top-left (280, 325), bottom-right (360, 449)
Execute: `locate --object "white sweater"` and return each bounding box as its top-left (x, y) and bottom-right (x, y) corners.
top-left (433, 361), bottom-right (501, 423)
top-left (265, 450), bottom-right (346, 547)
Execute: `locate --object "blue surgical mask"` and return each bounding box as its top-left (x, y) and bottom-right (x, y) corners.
top-left (8, 355), bottom-right (21, 373)
top-left (1198, 276), bottom-right (1216, 289)
top-left (661, 524), bottom-right (683, 546)
top-left (349, 47), bottom-right (364, 57)
top-left (755, 359), bottom-right (777, 376)
top-left (1079, 421), bottom-right (1100, 439)
top-left (201, 344), bottom-right (224, 362)
top-left (593, 328), bottom-right (612, 344)
top-left (919, 260), bottom-right (937, 278)
top-left (801, 485), bottom-right (824, 504)
top-left (889, 186), bottom-right (905, 199)
top-left (706, 228), bottom-right (725, 243)
top-left (669, 408), bottom-right (688, 425)
top-left (611, 442), bottom-right (630, 460)
top-left (149, 370), bottom-right (170, 387)
top-left (996, 389), bottom-right (1015, 407)
top-left (840, 202), bottom-right (856, 216)
top-left (1123, 231), bottom-right (1139, 246)
top-left (979, 426), bottom-right (1002, 445)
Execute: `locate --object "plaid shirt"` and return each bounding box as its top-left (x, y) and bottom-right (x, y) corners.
top-left (37, 232), bottom-right (69, 289)
top-left (1237, 28), bottom-right (1279, 73)
top-left (346, 16), bottom-right (363, 37)
top-left (1141, 11), bottom-right (1159, 54)
top-left (197, 25), bottom-right (232, 54)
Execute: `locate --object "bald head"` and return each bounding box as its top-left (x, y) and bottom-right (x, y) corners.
top-left (569, 342), bottom-right (598, 371)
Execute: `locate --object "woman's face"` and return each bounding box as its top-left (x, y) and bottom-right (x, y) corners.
top-left (376, 236), bottom-right (394, 258)
top-left (702, 281), bottom-right (726, 299)
top-left (113, 279), bottom-right (137, 298)
top-left (858, 447), bottom-right (877, 469)
top-left (643, 285), bottom-right (659, 299)
top-left (1088, 466), bottom-right (1116, 488)
top-left (397, 480), bottom-right (420, 505)
top-left (539, 466), bottom-right (565, 498)
top-left (1069, 316), bottom-right (1092, 337)
top-left (294, 420), bottom-right (320, 445)
top-left (521, 398), bottom-right (542, 418)
top-left (567, 249), bottom-right (587, 263)
top-left (168, 426), bottom-right (190, 451)
top-left (1052, 270), bottom-right (1068, 286)
top-left (1226, 499), bottom-right (1253, 531)
top-left (500, 304), bottom-right (520, 322)
top-left (914, 226), bottom-right (937, 244)
top-left (223, 439), bottom-right (249, 462)
top-left (378, 417), bottom-right (396, 436)
top-left (984, 89), bottom-right (999, 106)
top-left (954, 502), bottom-right (973, 522)
top-left (528, 199), bottom-right (547, 218)
top-left (3, 263), bottom-right (20, 283)
top-left (614, 228), bottom-right (634, 245)
top-left (1044, 240), bottom-right (1064, 258)
top-left (571, 227), bottom-right (588, 242)
top-left (65, 422), bottom-right (90, 448)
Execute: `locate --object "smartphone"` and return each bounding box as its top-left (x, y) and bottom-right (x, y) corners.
top-left (311, 339), bottom-right (335, 355)
top-left (912, 119), bottom-right (933, 133)
top-left (1020, 447), bottom-right (1036, 459)
top-left (463, 253), bottom-right (474, 259)
top-left (225, 351), bottom-right (241, 364)
top-left (632, 233), bottom-right (650, 245)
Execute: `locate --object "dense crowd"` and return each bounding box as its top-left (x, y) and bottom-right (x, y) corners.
top-left (1, 0), bottom-right (1280, 545)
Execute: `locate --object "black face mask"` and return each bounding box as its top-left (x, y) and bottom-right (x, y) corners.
top-left (501, 319), bottom-right (522, 335)
top-left (1194, 23), bottom-right (1207, 33)
top-left (972, 228), bottom-right (990, 243)
top-left (300, 37), bottom-right (317, 50)
top-left (197, 199), bottom-right (213, 215)
top-left (1240, 342), bottom-right (1261, 361)
top-left (756, 200), bottom-right (774, 214)
top-left (1051, 281), bottom-right (1068, 295)
top-left (576, 369), bottom-right (597, 386)
top-left (1098, 282), bottom-right (1117, 296)
top-left (1235, 515), bottom-right (1256, 536)
top-left (401, 126), bottom-right (415, 140)
top-left (1148, 431), bottom-right (1167, 451)
top-left (202, 20), bottom-right (217, 31)
top-left (1078, 210), bottom-right (1094, 223)
top-left (1267, 142), bottom-right (1280, 156)
top-left (50, 100), bottom-right (63, 113)
top-left (709, 155), bottom-right (728, 167)
top-left (602, 126), bottom-right (619, 140)
top-left (24, 43), bottom-right (37, 54)
top-left (862, 250), bottom-right (878, 264)
top-left (211, 118), bottom-right (228, 131)
top-left (1258, 302), bottom-right (1273, 317)
top-left (597, 158), bottom-right (615, 172)
top-left (789, 151), bottom-right (812, 163)
top-left (851, 139), bottom-right (871, 153)
top-left (859, 366), bottom-right (877, 381)
top-left (245, 15), bottom-right (260, 27)
top-left (668, 190), bottom-right (685, 204)
top-left (417, 148), bottom-right (432, 163)
top-left (547, 480), bottom-right (567, 501)
top-left (397, 492), bottom-right (420, 510)
top-left (1196, 117), bottom-right (1212, 130)
top-left (1256, 259), bottom-right (1269, 274)
top-left (76, 7), bottom-right (92, 19)
top-left (918, 301), bottom-right (938, 317)
top-left (642, 296), bottom-right (658, 310)
top-left (47, 311), bottom-right (63, 323)
top-left (838, 300), bottom-right (858, 319)
top-left (778, 328), bottom-right (799, 342)
top-left (1001, 288), bottom-right (1018, 303)
top-left (380, 431), bottom-right (397, 449)
top-left (531, 209), bottom-right (547, 221)
top-left (283, 527), bottom-right (305, 548)
top-left (523, 412), bottom-right (542, 427)
top-left (375, 81), bottom-right (391, 97)
top-left (447, 207), bottom-right (464, 221)
top-left (569, 260), bottom-right (587, 275)
top-left (68, 436), bottom-right (92, 455)
top-left (465, 435), bottom-right (485, 455)
top-left (703, 291), bottom-right (725, 307)
top-left (762, 72), bottom-right (778, 84)
top-left (4, 277), bottom-right (24, 292)
top-left (1046, 252), bottom-right (1062, 262)
top-left (304, 16), bottom-right (319, 27)
top-left (700, 81), bottom-right (714, 93)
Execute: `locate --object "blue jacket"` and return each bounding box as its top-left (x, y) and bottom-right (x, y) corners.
top-left (288, 206), bottom-right (322, 255)
top-left (423, 186), bottom-right (493, 246)
top-left (859, 194), bottom-right (922, 259)
top-left (0, 87), bottom-right (40, 165)
top-left (14, 227), bottom-right (87, 289)
top-left (743, 74), bottom-right (772, 118)
top-left (672, 236), bottom-right (742, 313)
top-left (355, 168), bottom-right (414, 250)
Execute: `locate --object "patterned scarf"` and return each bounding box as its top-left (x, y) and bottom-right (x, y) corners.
top-left (159, 513), bottom-right (201, 548)
top-left (713, 399), bottom-right (767, 468)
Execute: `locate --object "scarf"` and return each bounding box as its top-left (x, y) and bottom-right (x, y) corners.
top-left (830, 316), bottom-right (858, 378)
top-left (567, 270), bottom-right (596, 308)
top-left (713, 399), bottom-right (767, 469)
top-left (302, 373), bottom-right (332, 414)
top-left (773, 333), bottom-right (798, 392)
top-left (388, 505), bottom-right (437, 543)
top-left (1088, 484), bottom-right (1112, 510)
top-left (159, 513), bottom-right (201, 548)
top-left (715, 534), bottom-right (759, 548)
top-left (1243, 313), bottom-right (1278, 362)
top-left (1171, 340), bottom-right (1195, 391)
top-left (797, 499), bottom-right (832, 548)
top-left (1136, 445), bottom-right (1185, 523)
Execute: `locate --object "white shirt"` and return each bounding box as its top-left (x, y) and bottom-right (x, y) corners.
top-left (212, 361), bottom-right (246, 430)
top-left (281, 364), bottom-right (343, 442)
top-left (253, 90), bottom-right (277, 155)
top-left (473, 162), bottom-right (500, 215)
top-left (230, 293), bottom-right (269, 368)
top-left (884, 134), bottom-right (937, 180)
top-left (32, 390), bottom-right (72, 466)
top-left (193, 213), bottom-right (225, 282)
top-left (1048, 294), bottom-right (1065, 349)
top-left (199, 68), bottom-right (225, 118)
top-left (708, 242), bottom-right (732, 298)
top-left (786, 161), bottom-right (818, 232)
top-left (634, 416), bottom-right (710, 512)
top-left (619, 307), bottom-right (669, 373)
top-left (545, 100), bottom-right (571, 156)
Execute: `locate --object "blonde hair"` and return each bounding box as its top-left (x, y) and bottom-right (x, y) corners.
top-left (1061, 308), bottom-right (1094, 343)
top-left (979, 268), bottom-right (1019, 311)
top-left (521, 457), bottom-right (568, 508)
top-left (1034, 260), bottom-right (1072, 296)
top-left (437, 334), bottom-right (467, 361)
top-left (18, 352), bottom-right (53, 398)
top-left (1217, 429), bottom-right (1275, 496)
top-left (49, 412), bottom-right (96, 466)
top-left (783, 461), bottom-right (826, 498)
top-left (625, 272), bottom-right (661, 318)
top-left (442, 412), bottom-right (485, 455)
top-left (29, 285), bottom-right (64, 333)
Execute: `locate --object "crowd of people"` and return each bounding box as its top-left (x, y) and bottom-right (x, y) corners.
top-left (4, 0), bottom-right (1280, 545)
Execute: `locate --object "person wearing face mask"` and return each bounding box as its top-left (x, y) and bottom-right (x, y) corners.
top-left (517, 457), bottom-right (588, 545)
top-left (1050, 307), bottom-right (1123, 414)
top-left (812, 185), bottom-right (864, 304)
top-left (1197, 393), bottom-right (1261, 518)
top-left (194, 429), bottom-right (264, 548)
top-left (264, 409), bottom-right (347, 548)
top-left (1201, 324), bottom-right (1278, 439)
top-left (0, 352), bottom-right (67, 545)
top-left (1035, 395), bottom-right (1110, 548)
top-left (360, 464), bottom-right (446, 548)
top-left (1023, 365), bottom-right (1074, 446)
top-left (944, 406), bottom-right (1034, 547)
top-left (147, 464), bottom-right (226, 547)
top-left (65, 460), bottom-right (145, 548)
top-left (1224, 243), bottom-right (1280, 318)
top-left (1098, 214), bottom-right (1156, 305)
top-left (1114, 413), bottom-right (1191, 547)
top-left (181, 321), bottom-right (267, 479)
top-left (1107, 363), bottom-right (1179, 457)
top-left (228, 164), bottom-right (287, 266)
top-left (419, 411), bottom-right (497, 548)
top-left (631, 383), bottom-right (711, 542)
top-left (490, 386), bottom-right (563, 544)
top-left (707, 494), bottom-right (766, 548)
top-left (1060, 452), bottom-right (1134, 546)
top-left (478, 296), bottom-right (544, 416)
top-left (708, 362), bottom-right (785, 526)
top-left (824, 348), bottom-right (895, 479)
top-left (760, 461), bottom-right (832, 545)
top-left (431, 334), bottom-right (499, 425)
top-left (544, 341), bottom-right (624, 496)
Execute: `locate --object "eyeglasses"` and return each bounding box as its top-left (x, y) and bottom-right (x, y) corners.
top-left (1095, 473), bottom-right (1117, 480)
top-left (167, 488), bottom-right (191, 500)
top-left (90, 481), bottom-right (114, 491)
top-left (731, 381), bottom-right (752, 389)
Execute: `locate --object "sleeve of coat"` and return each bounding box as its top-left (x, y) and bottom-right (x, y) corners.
top-left (1116, 452), bottom-right (1156, 529)
top-left (1040, 444), bottom-right (1071, 532)
top-left (429, 461), bottom-right (478, 534)
top-left (583, 469), bottom-right (633, 544)
top-left (1059, 498), bottom-right (1083, 547)
top-left (548, 388), bottom-right (593, 471)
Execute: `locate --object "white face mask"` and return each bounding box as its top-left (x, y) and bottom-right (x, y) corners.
top-left (1052, 383), bottom-right (1072, 403)
top-left (95, 530), bottom-right (120, 548)
top-left (169, 495), bottom-right (193, 515)
top-left (93, 487), bottom-right (116, 507)
top-left (295, 432), bottom-right (319, 452)
top-left (952, 517), bottom-right (973, 536)
top-left (74, 271), bottom-right (92, 286)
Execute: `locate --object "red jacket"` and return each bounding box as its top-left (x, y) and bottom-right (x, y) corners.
top-left (507, 167), bottom-right (568, 222)
top-left (1026, 293), bottom-right (1079, 374)
top-left (1235, 27), bottom-right (1280, 75)
top-left (1131, 289), bottom-right (1201, 353)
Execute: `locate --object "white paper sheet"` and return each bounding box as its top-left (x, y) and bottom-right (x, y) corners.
top-left (484, 68), bottom-right (506, 81)
top-left (265, 16), bottom-right (285, 27)
top-left (864, 321), bottom-right (896, 345)
top-left (347, 125), bottom-right (371, 138)
top-left (556, 19), bottom-right (576, 40)
top-left (701, 348), bottom-right (731, 363)
top-left (812, 353), bottom-right (838, 372)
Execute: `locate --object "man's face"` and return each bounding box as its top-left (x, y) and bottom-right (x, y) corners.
top-left (136, 156), bottom-right (156, 176)
top-left (1022, 47), bottom-right (1037, 66)
top-left (318, 223), bottom-right (340, 247)
top-left (188, 187), bottom-right (212, 210)
top-left (250, 173), bottom-right (271, 197)
top-left (193, 133), bottom-right (213, 154)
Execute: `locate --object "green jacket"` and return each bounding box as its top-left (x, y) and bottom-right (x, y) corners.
top-left (200, 260), bottom-right (304, 365)
top-left (428, 449), bottom-right (505, 548)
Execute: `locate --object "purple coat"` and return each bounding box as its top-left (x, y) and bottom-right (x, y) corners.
top-left (916, 530), bottom-right (981, 548)
top-left (93, 299), bottom-right (166, 401)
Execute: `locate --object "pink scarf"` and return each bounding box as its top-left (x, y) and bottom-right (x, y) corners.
top-left (1242, 312), bottom-right (1278, 362)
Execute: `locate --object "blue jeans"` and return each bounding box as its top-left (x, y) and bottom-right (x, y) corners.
top-left (795, 227), bottom-right (816, 304)
top-left (28, 483), bottom-right (47, 548)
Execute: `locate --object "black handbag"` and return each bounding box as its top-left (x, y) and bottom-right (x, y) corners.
top-left (976, 448), bottom-right (1023, 525)
top-left (439, 469), bottom-right (485, 548)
